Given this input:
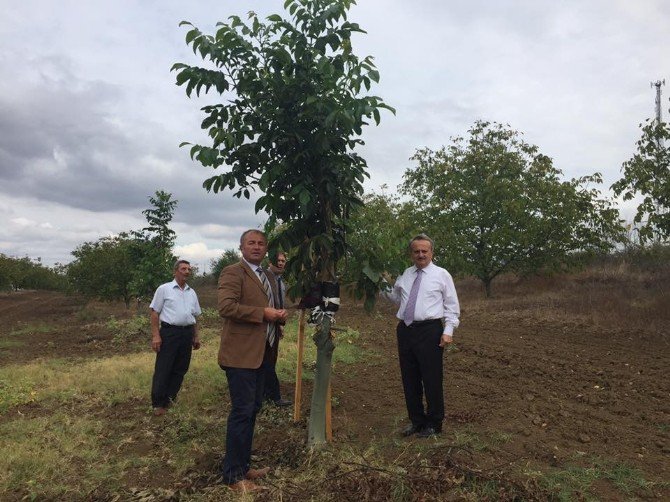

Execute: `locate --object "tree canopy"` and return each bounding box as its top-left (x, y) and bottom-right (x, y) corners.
top-left (343, 191), bottom-right (417, 308)
top-left (209, 248), bottom-right (241, 280)
top-left (67, 191), bottom-right (178, 307)
top-left (401, 120), bottom-right (624, 296)
top-left (68, 234), bottom-right (137, 308)
top-left (130, 191), bottom-right (179, 299)
top-left (611, 119), bottom-right (670, 243)
top-left (0, 254), bottom-right (66, 292)
top-left (173, 0), bottom-right (393, 297)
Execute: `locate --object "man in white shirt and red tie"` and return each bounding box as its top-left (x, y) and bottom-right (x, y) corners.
top-left (386, 234), bottom-right (460, 438)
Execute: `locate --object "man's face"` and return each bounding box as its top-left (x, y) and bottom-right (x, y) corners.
top-left (270, 253), bottom-right (286, 275)
top-left (410, 239), bottom-right (433, 269)
top-left (174, 263), bottom-right (191, 283)
top-left (240, 231), bottom-right (268, 265)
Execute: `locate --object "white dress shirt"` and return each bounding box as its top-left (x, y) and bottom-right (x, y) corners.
top-left (387, 262), bottom-right (460, 336)
top-left (150, 280), bottom-right (201, 326)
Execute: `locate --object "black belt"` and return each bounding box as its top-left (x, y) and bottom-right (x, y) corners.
top-left (403, 319), bottom-right (441, 328)
top-left (161, 322), bottom-right (194, 330)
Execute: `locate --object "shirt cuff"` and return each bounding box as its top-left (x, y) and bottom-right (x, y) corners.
top-left (443, 326), bottom-right (455, 336)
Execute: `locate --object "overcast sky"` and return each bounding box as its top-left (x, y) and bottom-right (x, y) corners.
top-left (1, 0), bottom-right (668, 269)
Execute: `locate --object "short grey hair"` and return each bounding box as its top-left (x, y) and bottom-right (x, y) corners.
top-left (173, 259), bottom-right (191, 271)
top-left (239, 229), bottom-right (267, 247)
top-left (408, 233), bottom-right (434, 251)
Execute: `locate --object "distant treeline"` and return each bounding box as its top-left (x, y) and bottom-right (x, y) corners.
top-left (0, 254), bottom-right (68, 292)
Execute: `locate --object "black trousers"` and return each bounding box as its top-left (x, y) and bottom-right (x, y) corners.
top-left (263, 364), bottom-right (282, 402)
top-left (151, 325), bottom-right (194, 408)
top-left (262, 338), bottom-right (282, 402)
top-left (221, 366), bottom-right (265, 484)
top-left (396, 320), bottom-right (444, 430)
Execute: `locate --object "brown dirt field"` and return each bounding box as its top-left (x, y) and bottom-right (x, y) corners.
top-left (1, 271), bottom-right (669, 500)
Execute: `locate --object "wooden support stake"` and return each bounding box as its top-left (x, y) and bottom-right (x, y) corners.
top-left (326, 381), bottom-right (333, 442)
top-left (293, 309), bottom-right (306, 422)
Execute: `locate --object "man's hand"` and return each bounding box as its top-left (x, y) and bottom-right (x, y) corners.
top-left (192, 336), bottom-right (201, 350)
top-left (151, 333), bottom-right (162, 353)
top-left (264, 308), bottom-right (288, 322)
top-left (439, 334), bottom-right (453, 347)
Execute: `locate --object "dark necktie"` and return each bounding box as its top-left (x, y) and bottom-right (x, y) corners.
top-left (256, 267), bottom-right (276, 347)
top-left (403, 268), bottom-right (423, 326)
top-left (276, 276), bottom-right (284, 308)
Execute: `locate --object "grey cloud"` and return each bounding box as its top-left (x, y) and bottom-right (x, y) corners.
top-left (0, 58), bottom-right (265, 231)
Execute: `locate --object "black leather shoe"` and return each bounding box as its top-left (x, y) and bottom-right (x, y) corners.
top-left (273, 398), bottom-right (292, 407)
top-left (417, 427), bottom-right (440, 438)
top-left (401, 424), bottom-right (423, 437)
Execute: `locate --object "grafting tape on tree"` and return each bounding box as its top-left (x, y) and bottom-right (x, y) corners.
top-left (320, 282), bottom-right (340, 312)
top-left (307, 306), bottom-right (335, 326)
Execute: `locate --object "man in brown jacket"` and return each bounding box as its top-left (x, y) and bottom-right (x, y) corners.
top-left (218, 229), bottom-right (287, 492)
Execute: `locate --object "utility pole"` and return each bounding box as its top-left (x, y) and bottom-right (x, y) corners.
top-left (651, 79), bottom-right (665, 123)
top-left (650, 80), bottom-right (666, 150)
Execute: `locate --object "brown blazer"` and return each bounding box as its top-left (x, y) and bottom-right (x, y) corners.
top-left (217, 260), bottom-right (277, 369)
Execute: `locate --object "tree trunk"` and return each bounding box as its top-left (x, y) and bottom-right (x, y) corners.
top-left (307, 315), bottom-right (335, 447)
top-left (484, 278), bottom-right (492, 298)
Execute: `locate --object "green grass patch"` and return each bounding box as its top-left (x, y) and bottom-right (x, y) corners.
top-left (0, 352), bottom-right (156, 411)
top-left (0, 327), bottom-right (226, 499)
top-left (8, 323), bottom-right (54, 337)
top-left (538, 456), bottom-right (653, 501)
top-left (448, 427), bottom-right (512, 453)
top-left (0, 413), bottom-right (121, 499)
top-left (199, 307), bottom-right (219, 320)
top-left (0, 339), bottom-right (23, 349)
top-left (0, 379), bottom-right (39, 412)
top-left (105, 315), bottom-right (150, 346)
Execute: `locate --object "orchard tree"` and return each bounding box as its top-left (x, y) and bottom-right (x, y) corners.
top-left (130, 191), bottom-right (178, 299)
top-left (612, 119), bottom-right (670, 243)
top-left (343, 191), bottom-right (417, 306)
top-left (0, 255), bottom-right (9, 290)
top-left (68, 234), bottom-right (137, 307)
top-left (68, 191), bottom-right (179, 306)
top-left (0, 254), bottom-right (66, 292)
top-left (402, 120), bottom-right (624, 297)
top-left (209, 248), bottom-right (241, 279)
top-left (173, 0), bottom-right (393, 445)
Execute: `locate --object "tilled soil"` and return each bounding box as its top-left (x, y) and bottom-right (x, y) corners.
top-left (1, 277), bottom-right (668, 500)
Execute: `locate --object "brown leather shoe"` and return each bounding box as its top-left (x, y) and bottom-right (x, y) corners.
top-left (153, 407), bottom-right (167, 416)
top-left (246, 467), bottom-right (270, 480)
top-left (228, 479), bottom-right (265, 492)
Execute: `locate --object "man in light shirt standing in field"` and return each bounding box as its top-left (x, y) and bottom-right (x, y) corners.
top-left (386, 234), bottom-right (460, 438)
top-left (149, 259), bottom-right (202, 416)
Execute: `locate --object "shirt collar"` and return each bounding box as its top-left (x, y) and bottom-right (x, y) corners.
top-left (243, 258), bottom-right (263, 273)
top-left (170, 279), bottom-right (190, 291)
top-left (413, 261), bottom-right (434, 273)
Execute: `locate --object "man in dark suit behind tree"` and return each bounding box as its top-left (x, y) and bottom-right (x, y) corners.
top-left (263, 251), bottom-right (292, 407)
top-left (217, 229), bottom-right (287, 493)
